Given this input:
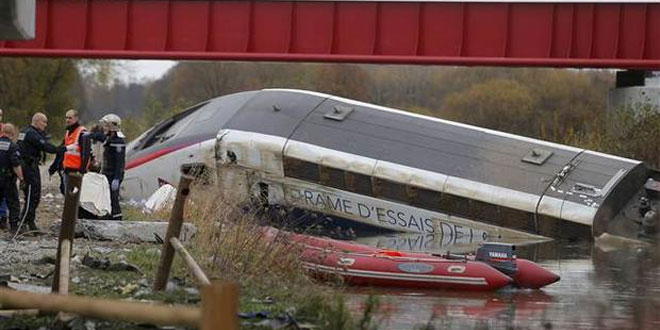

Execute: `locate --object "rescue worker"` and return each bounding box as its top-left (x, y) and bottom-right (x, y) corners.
top-left (91, 114), bottom-right (125, 220)
top-left (0, 108), bottom-right (8, 230)
top-left (17, 113), bottom-right (58, 231)
top-left (61, 109), bottom-right (91, 175)
top-left (0, 123), bottom-right (25, 234)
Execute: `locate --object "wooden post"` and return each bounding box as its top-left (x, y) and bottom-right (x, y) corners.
top-left (0, 288), bottom-right (200, 326)
top-left (153, 174), bottom-right (194, 291)
top-left (52, 173), bottom-right (82, 293)
top-left (201, 282), bottom-right (238, 330)
top-left (58, 239), bottom-right (71, 295)
top-left (170, 237), bottom-right (210, 287)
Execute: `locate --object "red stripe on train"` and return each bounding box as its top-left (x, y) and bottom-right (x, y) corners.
top-left (125, 141), bottom-right (199, 170)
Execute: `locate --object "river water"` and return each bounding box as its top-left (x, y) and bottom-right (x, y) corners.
top-left (342, 233), bottom-right (660, 330)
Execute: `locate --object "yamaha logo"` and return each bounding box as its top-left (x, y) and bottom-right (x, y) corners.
top-left (489, 252), bottom-right (509, 259)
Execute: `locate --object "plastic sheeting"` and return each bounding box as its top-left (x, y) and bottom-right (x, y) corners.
top-left (144, 184), bottom-right (177, 213)
top-left (80, 172), bottom-right (112, 217)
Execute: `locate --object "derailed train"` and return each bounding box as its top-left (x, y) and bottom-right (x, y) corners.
top-left (124, 89), bottom-right (660, 242)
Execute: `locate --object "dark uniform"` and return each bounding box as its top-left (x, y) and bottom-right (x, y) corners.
top-left (0, 135), bottom-right (22, 232)
top-left (17, 125), bottom-right (58, 230)
top-left (102, 132), bottom-right (125, 220)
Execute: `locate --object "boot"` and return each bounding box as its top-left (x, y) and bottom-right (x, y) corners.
top-left (27, 221), bottom-right (39, 232)
top-left (9, 222), bottom-right (19, 235)
top-left (0, 217), bottom-right (7, 230)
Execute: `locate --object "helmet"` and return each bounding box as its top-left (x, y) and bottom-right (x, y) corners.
top-left (100, 113), bottom-right (121, 131)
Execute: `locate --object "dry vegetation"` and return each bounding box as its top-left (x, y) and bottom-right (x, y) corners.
top-left (175, 183), bottom-right (381, 329)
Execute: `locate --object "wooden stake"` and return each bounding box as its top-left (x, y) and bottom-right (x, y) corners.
top-left (58, 239), bottom-right (71, 295)
top-left (170, 237), bottom-right (210, 286)
top-left (201, 282), bottom-right (238, 330)
top-left (0, 288), bottom-right (200, 326)
top-left (153, 174), bottom-right (194, 291)
top-left (52, 173), bottom-right (82, 293)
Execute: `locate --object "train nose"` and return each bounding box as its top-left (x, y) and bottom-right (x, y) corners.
top-left (513, 259), bottom-right (561, 289)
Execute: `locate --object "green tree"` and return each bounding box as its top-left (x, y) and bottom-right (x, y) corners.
top-left (0, 58), bottom-right (78, 136)
top-left (441, 79), bottom-right (537, 136)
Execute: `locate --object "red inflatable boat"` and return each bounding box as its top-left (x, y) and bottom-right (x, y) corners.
top-left (264, 228), bottom-right (560, 291)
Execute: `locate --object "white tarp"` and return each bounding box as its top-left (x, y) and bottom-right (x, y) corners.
top-left (144, 184), bottom-right (177, 213)
top-left (80, 172), bottom-right (112, 217)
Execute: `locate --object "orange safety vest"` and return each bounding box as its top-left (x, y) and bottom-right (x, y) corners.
top-left (63, 125), bottom-right (85, 170)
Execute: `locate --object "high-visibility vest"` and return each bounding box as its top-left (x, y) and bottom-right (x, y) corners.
top-left (63, 125), bottom-right (85, 170)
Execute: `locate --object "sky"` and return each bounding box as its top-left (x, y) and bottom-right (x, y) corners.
top-left (116, 60), bottom-right (177, 83)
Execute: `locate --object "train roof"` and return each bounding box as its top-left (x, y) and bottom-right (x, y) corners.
top-left (223, 89), bottom-right (643, 200)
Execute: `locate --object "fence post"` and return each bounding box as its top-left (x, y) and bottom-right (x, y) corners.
top-left (153, 174), bottom-right (194, 291)
top-left (201, 282), bottom-right (238, 330)
top-left (52, 173), bottom-right (82, 293)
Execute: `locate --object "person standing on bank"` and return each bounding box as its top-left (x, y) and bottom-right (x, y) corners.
top-left (0, 108), bottom-right (8, 230)
top-left (0, 123), bottom-right (24, 234)
top-left (61, 109), bottom-right (92, 175)
top-left (91, 114), bottom-right (125, 220)
top-left (17, 113), bottom-right (58, 231)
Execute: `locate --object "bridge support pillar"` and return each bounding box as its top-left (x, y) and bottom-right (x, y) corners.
top-left (608, 70), bottom-right (660, 125)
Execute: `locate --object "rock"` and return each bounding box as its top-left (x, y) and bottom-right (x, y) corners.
top-left (82, 254), bottom-right (111, 269)
top-left (51, 220), bottom-right (197, 243)
top-left (71, 255), bottom-right (82, 265)
top-left (32, 255), bottom-right (57, 265)
top-left (72, 276), bottom-right (81, 284)
top-left (81, 255), bottom-right (141, 273)
top-left (107, 261), bottom-right (141, 273)
top-left (6, 282), bottom-right (51, 294)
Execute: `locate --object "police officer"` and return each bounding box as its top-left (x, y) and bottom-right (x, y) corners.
top-left (18, 113), bottom-right (58, 231)
top-left (95, 114), bottom-right (125, 220)
top-left (0, 123), bottom-right (25, 234)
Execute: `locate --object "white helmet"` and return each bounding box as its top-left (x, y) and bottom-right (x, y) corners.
top-left (100, 113), bottom-right (121, 131)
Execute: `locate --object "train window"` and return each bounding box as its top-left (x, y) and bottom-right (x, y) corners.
top-left (441, 194), bottom-right (471, 218)
top-left (138, 101), bottom-right (209, 150)
top-left (320, 166), bottom-right (346, 190)
top-left (346, 172), bottom-right (373, 196)
top-left (410, 187), bottom-right (443, 211)
top-left (498, 206), bottom-right (536, 233)
top-left (374, 178), bottom-right (408, 203)
top-left (283, 157), bottom-right (320, 182)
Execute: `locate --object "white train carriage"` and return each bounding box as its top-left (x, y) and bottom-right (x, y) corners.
top-left (124, 89), bottom-right (660, 241)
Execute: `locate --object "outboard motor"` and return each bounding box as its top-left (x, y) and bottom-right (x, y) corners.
top-left (475, 243), bottom-right (518, 276)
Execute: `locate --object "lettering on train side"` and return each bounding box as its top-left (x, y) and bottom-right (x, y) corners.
top-left (288, 187), bottom-right (491, 238)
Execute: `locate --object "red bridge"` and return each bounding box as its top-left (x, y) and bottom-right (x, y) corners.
top-left (2, 0), bottom-right (660, 69)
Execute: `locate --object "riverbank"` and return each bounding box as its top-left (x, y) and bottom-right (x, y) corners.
top-left (0, 183), bottom-right (380, 329)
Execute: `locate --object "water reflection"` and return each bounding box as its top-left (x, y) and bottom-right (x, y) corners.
top-left (353, 232), bottom-right (551, 254)
top-left (345, 233), bottom-right (660, 329)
